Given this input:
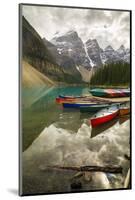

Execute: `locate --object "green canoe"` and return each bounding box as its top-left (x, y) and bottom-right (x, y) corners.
top-left (89, 88), bottom-right (130, 98)
top-left (80, 103), bottom-right (111, 113)
top-left (89, 88), bottom-right (107, 97)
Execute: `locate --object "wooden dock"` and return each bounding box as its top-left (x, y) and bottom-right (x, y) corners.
top-left (92, 96), bottom-right (130, 103)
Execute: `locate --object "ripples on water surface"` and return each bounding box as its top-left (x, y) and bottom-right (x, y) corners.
top-left (22, 86), bottom-right (130, 195)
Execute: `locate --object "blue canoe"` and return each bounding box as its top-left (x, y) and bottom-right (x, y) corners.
top-left (63, 102), bottom-right (98, 108)
top-left (59, 94), bottom-right (88, 99)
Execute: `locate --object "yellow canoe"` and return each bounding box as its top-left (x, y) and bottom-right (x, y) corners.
top-left (119, 107), bottom-right (130, 116)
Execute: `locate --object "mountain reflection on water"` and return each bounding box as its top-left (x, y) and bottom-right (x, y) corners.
top-left (22, 86), bottom-right (130, 195)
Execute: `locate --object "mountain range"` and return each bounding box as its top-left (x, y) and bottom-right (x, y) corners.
top-left (44, 30), bottom-right (130, 82)
top-left (47, 30), bottom-right (130, 68)
top-left (22, 17), bottom-right (130, 85)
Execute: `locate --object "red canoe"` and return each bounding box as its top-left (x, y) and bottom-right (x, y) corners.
top-left (90, 105), bottom-right (119, 128)
top-left (55, 97), bottom-right (75, 104)
top-left (56, 97), bottom-right (112, 104)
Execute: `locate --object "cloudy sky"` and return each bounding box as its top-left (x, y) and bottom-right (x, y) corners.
top-left (22, 5), bottom-right (130, 49)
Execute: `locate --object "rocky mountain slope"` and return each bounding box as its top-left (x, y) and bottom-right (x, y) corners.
top-left (50, 31), bottom-right (91, 69)
top-left (22, 61), bottom-right (54, 87)
top-left (117, 45), bottom-right (130, 63)
top-left (22, 17), bottom-right (82, 84)
top-left (85, 39), bottom-right (102, 67)
top-left (43, 36), bottom-right (82, 77)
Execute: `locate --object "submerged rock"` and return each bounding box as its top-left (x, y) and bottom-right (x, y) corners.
top-left (70, 180), bottom-right (82, 189)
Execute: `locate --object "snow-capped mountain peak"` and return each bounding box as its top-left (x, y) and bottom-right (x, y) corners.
top-left (105, 45), bottom-right (114, 51)
top-left (52, 30), bottom-right (78, 40)
top-left (85, 39), bottom-right (102, 67)
top-left (117, 45), bottom-right (126, 55)
top-left (50, 29), bottom-right (92, 69)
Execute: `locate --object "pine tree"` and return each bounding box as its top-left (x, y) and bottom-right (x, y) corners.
top-left (90, 62), bottom-right (130, 86)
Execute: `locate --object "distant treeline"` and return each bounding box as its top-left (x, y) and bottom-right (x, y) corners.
top-left (90, 62), bottom-right (130, 86)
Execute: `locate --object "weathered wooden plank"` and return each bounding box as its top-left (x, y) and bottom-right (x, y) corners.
top-left (124, 168), bottom-right (130, 188)
top-left (46, 165), bottom-right (122, 174)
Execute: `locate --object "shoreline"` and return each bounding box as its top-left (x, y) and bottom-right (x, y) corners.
top-left (89, 85), bottom-right (129, 89)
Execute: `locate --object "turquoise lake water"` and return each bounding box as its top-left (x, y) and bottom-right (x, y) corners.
top-left (22, 86), bottom-right (130, 195)
top-left (22, 86), bottom-right (91, 151)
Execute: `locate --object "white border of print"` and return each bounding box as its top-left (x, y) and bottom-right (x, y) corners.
top-left (0, 0), bottom-right (134, 200)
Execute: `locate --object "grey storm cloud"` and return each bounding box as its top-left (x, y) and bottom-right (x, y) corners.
top-left (22, 5), bottom-right (130, 49)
